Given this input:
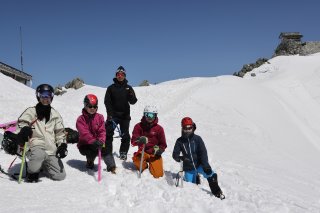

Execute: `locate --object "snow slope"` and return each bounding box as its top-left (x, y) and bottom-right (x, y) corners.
top-left (1, 54), bottom-right (320, 213)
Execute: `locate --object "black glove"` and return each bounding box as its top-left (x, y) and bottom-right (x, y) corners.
top-left (92, 140), bottom-right (103, 150)
top-left (56, 143), bottom-right (68, 159)
top-left (179, 155), bottom-right (191, 163)
top-left (65, 128), bottom-right (79, 144)
top-left (136, 136), bottom-right (148, 144)
top-left (17, 126), bottom-right (33, 145)
top-left (177, 155), bottom-right (184, 162)
top-left (127, 88), bottom-right (134, 97)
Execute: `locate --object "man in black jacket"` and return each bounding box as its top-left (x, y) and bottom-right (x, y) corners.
top-left (172, 117), bottom-right (224, 199)
top-left (104, 66), bottom-right (137, 160)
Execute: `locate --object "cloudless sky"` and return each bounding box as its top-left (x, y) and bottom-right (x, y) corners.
top-left (1, 0), bottom-right (320, 88)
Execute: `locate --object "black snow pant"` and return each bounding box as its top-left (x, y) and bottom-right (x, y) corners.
top-left (105, 117), bottom-right (131, 155)
top-left (79, 144), bottom-right (116, 170)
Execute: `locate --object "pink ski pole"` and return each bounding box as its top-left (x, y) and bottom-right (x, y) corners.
top-left (98, 148), bottom-right (102, 182)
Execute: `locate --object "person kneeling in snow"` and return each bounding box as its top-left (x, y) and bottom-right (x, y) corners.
top-left (172, 117), bottom-right (224, 199)
top-left (15, 84), bottom-right (67, 183)
top-left (76, 94), bottom-right (116, 173)
top-left (131, 105), bottom-right (167, 178)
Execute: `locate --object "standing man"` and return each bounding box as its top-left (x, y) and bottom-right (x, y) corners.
top-left (104, 66), bottom-right (137, 160)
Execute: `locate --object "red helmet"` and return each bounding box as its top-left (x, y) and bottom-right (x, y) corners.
top-left (84, 94), bottom-right (98, 106)
top-left (181, 117), bottom-right (193, 127)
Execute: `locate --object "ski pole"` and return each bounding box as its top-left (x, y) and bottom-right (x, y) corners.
top-left (179, 160), bottom-right (183, 188)
top-left (18, 142), bottom-right (27, 184)
top-left (98, 148), bottom-right (102, 183)
top-left (175, 160), bottom-right (184, 187)
top-left (138, 143), bottom-right (145, 178)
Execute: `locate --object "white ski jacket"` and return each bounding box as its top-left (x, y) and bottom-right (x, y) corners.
top-left (16, 106), bottom-right (66, 156)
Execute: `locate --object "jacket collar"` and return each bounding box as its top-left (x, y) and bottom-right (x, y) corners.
top-left (140, 116), bottom-right (158, 130)
top-left (82, 108), bottom-right (96, 119)
top-left (113, 78), bottom-right (128, 86)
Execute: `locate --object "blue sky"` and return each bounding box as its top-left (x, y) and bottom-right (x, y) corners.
top-left (1, 0), bottom-right (320, 88)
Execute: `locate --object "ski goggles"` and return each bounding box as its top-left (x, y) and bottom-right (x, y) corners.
top-left (38, 91), bottom-right (54, 99)
top-left (144, 112), bottom-right (156, 119)
top-left (86, 104), bottom-right (98, 109)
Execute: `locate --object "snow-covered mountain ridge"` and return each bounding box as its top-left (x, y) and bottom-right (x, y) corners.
top-left (1, 54), bottom-right (320, 213)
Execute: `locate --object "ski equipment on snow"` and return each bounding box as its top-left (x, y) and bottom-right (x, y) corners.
top-left (98, 148), bottom-right (102, 183)
top-left (175, 159), bottom-right (184, 187)
top-left (111, 120), bottom-right (123, 138)
top-left (138, 144), bottom-right (145, 178)
top-left (18, 142), bottom-right (27, 184)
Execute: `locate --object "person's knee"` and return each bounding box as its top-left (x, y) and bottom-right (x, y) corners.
top-left (52, 172), bottom-right (66, 181)
top-left (151, 169), bottom-right (163, 178)
top-left (105, 123), bottom-right (115, 135)
top-left (27, 148), bottom-right (46, 161)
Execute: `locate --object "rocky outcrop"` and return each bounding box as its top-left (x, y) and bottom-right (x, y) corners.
top-left (234, 32), bottom-right (320, 77)
top-left (65, 78), bottom-right (84, 89)
top-left (233, 58), bottom-right (269, 77)
top-left (139, 80), bottom-right (150, 86)
top-left (54, 78), bottom-right (84, 96)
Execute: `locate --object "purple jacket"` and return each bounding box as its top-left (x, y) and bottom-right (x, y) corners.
top-left (76, 109), bottom-right (106, 148)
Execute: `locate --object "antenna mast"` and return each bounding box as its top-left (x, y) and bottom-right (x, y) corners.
top-left (20, 26), bottom-right (24, 71)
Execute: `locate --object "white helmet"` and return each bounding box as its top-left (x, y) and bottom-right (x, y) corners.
top-left (143, 105), bottom-right (158, 114)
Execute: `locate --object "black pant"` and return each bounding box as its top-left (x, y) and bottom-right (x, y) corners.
top-left (105, 118), bottom-right (131, 155)
top-left (79, 144), bottom-right (108, 159)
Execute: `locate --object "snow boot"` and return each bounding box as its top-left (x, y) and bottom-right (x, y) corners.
top-left (207, 173), bottom-right (225, 199)
top-left (119, 152), bottom-right (127, 160)
top-left (26, 172), bottom-right (39, 183)
top-left (107, 166), bottom-right (116, 174)
top-left (86, 157), bottom-right (95, 170)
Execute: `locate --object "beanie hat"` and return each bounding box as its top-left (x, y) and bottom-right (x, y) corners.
top-left (116, 66), bottom-right (126, 76)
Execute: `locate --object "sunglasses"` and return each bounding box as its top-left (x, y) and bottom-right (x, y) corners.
top-left (144, 112), bottom-right (156, 119)
top-left (183, 126), bottom-right (193, 131)
top-left (86, 105), bottom-right (98, 109)
top-left (116, 72), bottom-right (125, 77)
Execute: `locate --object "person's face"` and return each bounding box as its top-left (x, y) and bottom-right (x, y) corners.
top-left (85, 104), bottom-right (98, 114)
top-left (182, 125), bottom-right (193, 136)
top-left (144, 112), bottom-right (156, 123)
top-left (39, 91), bottom-right (53, 105)
top-left (116, 71), bottom-right (125, 82)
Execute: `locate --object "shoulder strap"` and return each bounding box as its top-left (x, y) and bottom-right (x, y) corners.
top-left (29, 118), bottom-right (38, 127)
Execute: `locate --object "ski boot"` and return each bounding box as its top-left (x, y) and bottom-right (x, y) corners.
top-left (119, 152), bottom-right (127, 160)
top-left (208, 173), bottom-right (225, 200)
top-left (26, 172), bottom-right (39, 183)
top-left (86, 158), bottom-right (95, 170)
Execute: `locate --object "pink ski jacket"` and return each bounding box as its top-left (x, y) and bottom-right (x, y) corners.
top-left (76, 109), bottom-right (106, 148)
